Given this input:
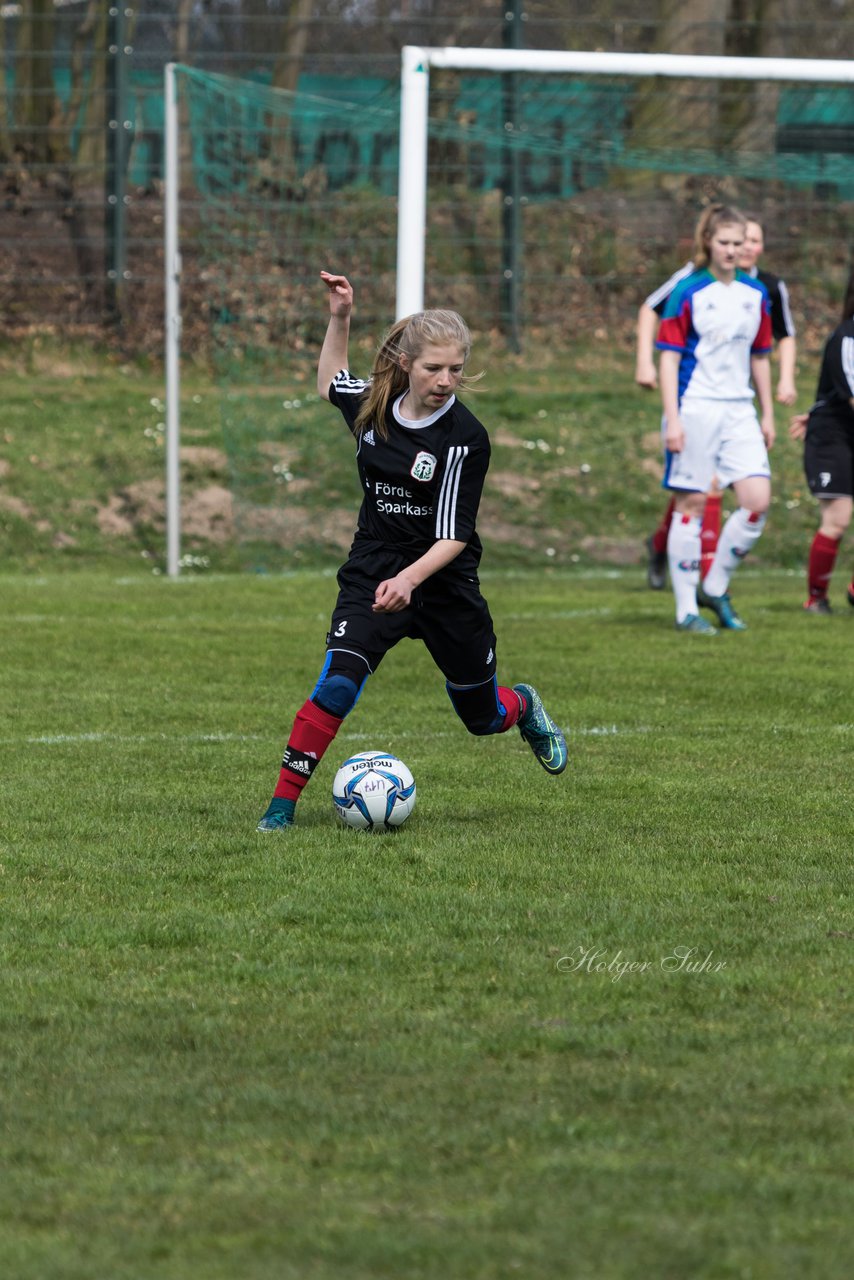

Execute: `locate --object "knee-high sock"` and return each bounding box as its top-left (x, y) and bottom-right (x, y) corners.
top-left (807, 531), bottom-right (840, 600)
top-left (699, 491), bottom-right (722, 582)
top-left (704, 508), bottom-right (766, 597)
top-left (274, 699), bottom-right (343, 802)
top-left (667, 511), bottom-right (701, 622)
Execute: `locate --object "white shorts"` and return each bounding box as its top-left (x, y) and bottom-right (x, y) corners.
top-left (664, 399), bottom-right (771, 494)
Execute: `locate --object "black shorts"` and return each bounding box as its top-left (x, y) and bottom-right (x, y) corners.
top-left (804, 412), bottom-right (854, 500)
top-left (327, 549), bottom-right (497, 686)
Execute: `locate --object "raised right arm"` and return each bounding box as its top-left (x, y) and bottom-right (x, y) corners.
top-left (317, 271), bottom-right (354, 401)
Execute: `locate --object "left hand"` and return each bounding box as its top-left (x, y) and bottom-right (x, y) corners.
top-left (373, 573), bottom-right (414, 613)
top-left (789, 412), bottom-right (808, 441)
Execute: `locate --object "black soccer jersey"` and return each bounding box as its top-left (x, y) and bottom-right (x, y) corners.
top-left (328, 370), bottom-right (490, 573)
top-left (751, 267), bottom-right (796, 344)
top-left (807, 319), bottom-right (854, 428)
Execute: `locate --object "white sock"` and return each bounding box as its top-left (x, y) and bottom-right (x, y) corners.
top-left (668, 511), bottom-right (701, 622)
top-left (704, 508), bottom-right (766, 597)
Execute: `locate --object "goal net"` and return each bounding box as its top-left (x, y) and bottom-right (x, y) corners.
top-left (167, 53), bottom-right (854, 572)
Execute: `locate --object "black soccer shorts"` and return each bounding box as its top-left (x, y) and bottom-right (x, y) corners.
top-left (327, 548), bottom-right (498, 686)
top-left (804, 414), bottom-right (854, 500)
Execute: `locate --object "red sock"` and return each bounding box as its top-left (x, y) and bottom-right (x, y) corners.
top-left (274, 698), bottom-right (343, 801)
top-left (651, 497), bottom-right (676, 554)
top-left (498, 685), bottom-right (522, 732)
top-left (807, 531), bottom-right (840, 600)
top-left (700, 491), bottom-right (722, 582)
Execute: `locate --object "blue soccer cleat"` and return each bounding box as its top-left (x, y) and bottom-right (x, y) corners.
top-left (513, 683), bottom-right (568, 775)
top-left (697, 586), bottom-right (747, 631)
top-left (256, 797), bottom-right (296, 832)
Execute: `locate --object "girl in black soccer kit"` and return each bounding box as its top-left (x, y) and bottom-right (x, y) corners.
top-left (257, 272), bottom-right (567, 832)
top-left (790, 267), bottom-right (854, 614)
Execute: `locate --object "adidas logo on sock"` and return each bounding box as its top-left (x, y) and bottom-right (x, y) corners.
top-left (282, 748), bottom-right (317, 777)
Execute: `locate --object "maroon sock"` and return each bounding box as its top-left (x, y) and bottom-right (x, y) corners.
top-left (807, 531), bottom-right (840, 600)
top-left (274, 699), bottom-right (343, 801)
top-left (651, 497), bottom-right (676, 555)
top-left (498, 685), bottom-right (522, 732)
top-left (699, 491), bottom-right (722, 582)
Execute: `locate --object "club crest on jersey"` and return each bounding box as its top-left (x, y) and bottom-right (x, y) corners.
top-left (410, 451), bottom-right (437, 482)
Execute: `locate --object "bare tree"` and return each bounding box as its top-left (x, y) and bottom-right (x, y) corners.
top-left (728, 0), bottom-right (802, 156)
top-left (5, 2), bottom-right (108, 312)
top-left (621, 0), bottom-right (731, 195)
top-left (272, 0), bottom-right (314, 95)
top-left (175, 0), bottom-right (195, 64)
top-left (0, 11), bottom-right (11, 162)
top-left (13, 0), bottom-right (55, 164)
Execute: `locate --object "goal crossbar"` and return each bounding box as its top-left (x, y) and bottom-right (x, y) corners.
top-left (396, 45), bottom-right (854, 317)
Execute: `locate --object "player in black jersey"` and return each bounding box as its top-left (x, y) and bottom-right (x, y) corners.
top-left (790, 267), bottom-right (854, 614)
top-left (257, 272), bottom-right (567, 832)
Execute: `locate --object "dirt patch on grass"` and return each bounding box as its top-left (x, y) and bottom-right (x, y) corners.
top-left (96, 479), bottom-right (355, 552)
top-left (489, 469), bottom-right (542, 498)
top-left (179, 446), bottom-right (230, 476)
top-left (0, 492), bottom-right (36, 520)
top-left (579, 535), bottom-right (642, 565)
top-left (236, 502), bottom-right (355, 551)
top-left (98, 480), bottom-right (234, 544)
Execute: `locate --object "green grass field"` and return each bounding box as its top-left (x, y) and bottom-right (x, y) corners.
top-left (1, 567), bottom-right (851, 1279)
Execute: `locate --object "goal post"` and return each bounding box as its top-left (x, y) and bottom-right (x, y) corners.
top-left (163, 53), bottom-right (854, 574)
top-left (164, 61), bottom-right (182, 579)
top-left (396, 45), bottom-right (854, 318)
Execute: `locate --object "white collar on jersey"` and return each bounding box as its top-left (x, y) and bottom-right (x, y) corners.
top-left (393, 392), bottom-right (456, 429)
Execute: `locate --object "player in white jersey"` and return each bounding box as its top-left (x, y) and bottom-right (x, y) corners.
top-left (639, 214), bottom-right (797, 589)
top-left (656, 205), bottom-right (775, 634)
top-left (790, 268), bottom-right (854, 613)
top-left (256, 272), bottom-right (567, 832)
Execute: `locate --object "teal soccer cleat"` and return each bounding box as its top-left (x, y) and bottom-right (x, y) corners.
top-left (675, 613), bottom-right (718, 636)
top-left (697, 587), bottom-right (747, 631)
top-left (256, 797), bottom-right (296, 832)
top-left (513, 683), bottom-right (568, 775)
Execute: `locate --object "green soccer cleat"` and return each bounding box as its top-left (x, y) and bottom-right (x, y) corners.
top-left (513, 683), bottom-right (568, 775)
top-left (256, 797), bottom-right (296, 832)
top-left (675, 613), bottom-right (718, 636)
top-left (697, 586), bottom-right (747, 631)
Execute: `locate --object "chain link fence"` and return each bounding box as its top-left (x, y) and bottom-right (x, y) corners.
top-left (1, 2), bottom-right (852, 351)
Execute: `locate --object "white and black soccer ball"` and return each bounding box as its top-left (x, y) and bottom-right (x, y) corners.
top-left (332, 751), bottom-right (416, 831)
